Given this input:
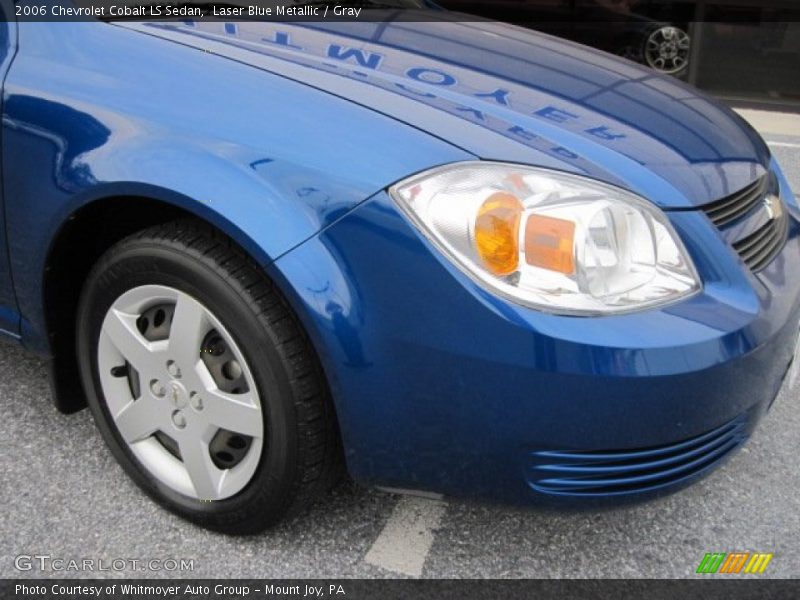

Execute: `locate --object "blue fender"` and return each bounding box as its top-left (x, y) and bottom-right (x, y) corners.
top-left (2, 21), bottom-right (470, 353)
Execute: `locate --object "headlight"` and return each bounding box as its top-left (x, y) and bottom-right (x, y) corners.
top-left (389, 162), bottom-right (700, 315)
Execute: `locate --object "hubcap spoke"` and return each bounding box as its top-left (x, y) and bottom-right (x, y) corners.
top-left (113, 396), bottom-right (160, 444)
top-left (202, 388), bottom-right (262, 438)
top-left (168, 292), bottom-right (209, 371)
top-left (179, 438), bottom-right (225, 500)
top-left (103, 309), bottom-right (167, 374)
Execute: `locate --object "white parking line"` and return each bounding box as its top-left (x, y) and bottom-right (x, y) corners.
top-left (735, 109), bottom-right (800, 137)
top-left (768, 141), bottom-right (800, 149)
top-left (364, 495), bottom-right (447, 577)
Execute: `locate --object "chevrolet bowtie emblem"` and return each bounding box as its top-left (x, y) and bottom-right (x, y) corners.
top-left (764, 194), bottom-right (784, 221)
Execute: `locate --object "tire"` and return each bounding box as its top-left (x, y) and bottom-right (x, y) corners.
top-left (76, 219), bottom-right (341, 534)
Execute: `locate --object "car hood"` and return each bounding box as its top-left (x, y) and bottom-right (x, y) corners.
top-left (121, 16), bottom-right (771, 208)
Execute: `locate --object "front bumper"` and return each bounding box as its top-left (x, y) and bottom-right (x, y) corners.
top-left (272, 168), bottom-right (800, 506)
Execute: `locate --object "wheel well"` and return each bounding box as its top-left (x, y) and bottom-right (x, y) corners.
top-left (44, 197), bottom-right (190, 413)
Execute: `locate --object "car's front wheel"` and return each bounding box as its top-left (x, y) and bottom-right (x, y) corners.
top-left (76, 220), bottom-right (340, 533)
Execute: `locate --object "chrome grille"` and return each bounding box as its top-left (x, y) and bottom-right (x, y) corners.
top-left (702, 176), bottom-right (768, 227)
top-left (700, 174), bottom-right (789, 273)
top-left (732, 211), bottom-right (789, 272)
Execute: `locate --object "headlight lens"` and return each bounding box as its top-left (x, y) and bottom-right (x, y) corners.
top-left (389, 162), bottom-right (700, 315)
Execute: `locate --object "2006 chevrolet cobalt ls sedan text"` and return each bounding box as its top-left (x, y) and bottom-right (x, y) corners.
top-left (0, 9), bottom-right (798, 532)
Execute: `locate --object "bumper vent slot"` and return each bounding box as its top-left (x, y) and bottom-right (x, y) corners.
top-left (528, 416), bottom-right (747, 496)
top-left (732, 213), bottom-right (789, 273)
top-left (702, 176), bottom-right (768, 227)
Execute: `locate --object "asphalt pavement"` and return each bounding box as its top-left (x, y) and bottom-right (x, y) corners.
top-left (1, 115), bottom-right (799, 580)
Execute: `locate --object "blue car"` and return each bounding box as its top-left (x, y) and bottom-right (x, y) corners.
top-left (1, 7), bottom-right (798, 533)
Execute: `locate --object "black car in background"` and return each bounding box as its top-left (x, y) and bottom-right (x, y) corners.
top-left (437, 0), bottom-right (695, 77)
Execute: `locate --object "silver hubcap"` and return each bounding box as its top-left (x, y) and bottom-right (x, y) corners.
top-left (645, 26), bottom-right (690, 74)
top-left (98, 285), bottom-right (264, 501)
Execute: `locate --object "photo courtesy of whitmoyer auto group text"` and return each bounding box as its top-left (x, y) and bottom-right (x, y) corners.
top-left (0, 1), bottom-right (799, 598)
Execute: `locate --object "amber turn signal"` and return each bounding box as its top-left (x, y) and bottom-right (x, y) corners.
top-left (474, 192), bottom-right (523, 276)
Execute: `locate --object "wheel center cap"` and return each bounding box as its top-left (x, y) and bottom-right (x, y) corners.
top-left (169, 382), bottom-right (188, 409)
